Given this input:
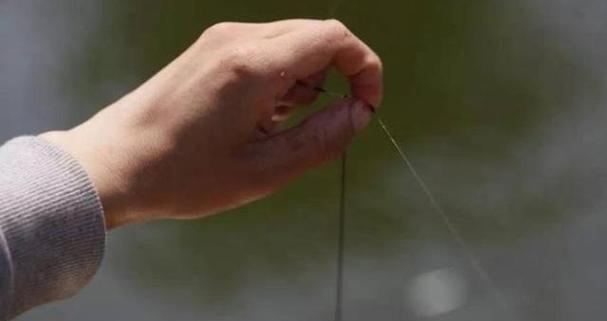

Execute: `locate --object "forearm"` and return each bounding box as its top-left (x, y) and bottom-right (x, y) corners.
top-left (0, 137), bottom-right (105, 320)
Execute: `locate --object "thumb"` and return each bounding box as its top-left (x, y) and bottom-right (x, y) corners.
top-left (253, 98), bottom-right (373, 189)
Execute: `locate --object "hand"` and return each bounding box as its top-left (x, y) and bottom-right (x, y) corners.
top-left (41, 19), bottom-right (383, 229)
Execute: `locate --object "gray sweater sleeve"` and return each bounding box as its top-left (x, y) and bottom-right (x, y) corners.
top-left (0, 137), bottom-right (106, 320)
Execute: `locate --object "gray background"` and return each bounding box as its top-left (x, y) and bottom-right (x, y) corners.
top-left (1, 0), bottom-right (607, 320)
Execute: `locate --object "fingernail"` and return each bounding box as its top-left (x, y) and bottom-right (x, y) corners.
top-left (351, 100), bottom-right (372, 132)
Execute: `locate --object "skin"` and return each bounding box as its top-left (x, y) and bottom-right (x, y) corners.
top-left (40, 19), bottom-right (383, 229)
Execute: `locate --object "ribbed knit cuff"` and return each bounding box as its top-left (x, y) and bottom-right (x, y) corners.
top-left (0, 136), bottom-right (106, 319)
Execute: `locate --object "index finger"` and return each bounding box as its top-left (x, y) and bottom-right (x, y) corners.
top-left (270, 19), bottom-right (384, 107)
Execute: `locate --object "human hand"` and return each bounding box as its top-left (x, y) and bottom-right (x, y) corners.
top-left (41, 19), bottom-right (383, 229)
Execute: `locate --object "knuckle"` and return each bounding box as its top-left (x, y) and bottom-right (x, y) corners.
top-left (222, 44), bottom-right (260, 76)
top-left (323, 19), bottom-right (350, 39)
top-left (324, 19), bottom-right (346, 31)
top-left (202, 22), bottom-right (236, 37)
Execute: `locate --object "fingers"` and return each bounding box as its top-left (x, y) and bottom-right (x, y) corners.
top-left (279, 70), bottom-right (328, 106)
top-left (269, 19), bottom-right (383, 107)
top-left (261, 70), bottom-right (328, 132)
top-left (202, 19), bottom-right (382, 108)
top-left (250, 98), bottom-right (373, 190)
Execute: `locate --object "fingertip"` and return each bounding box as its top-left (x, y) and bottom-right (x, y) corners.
top-left (350, 99), bottom-right (374, 132)
top-left (349, 77), bottom-right (383, 108)
top-left (348, 54), bottom-right (384, 107)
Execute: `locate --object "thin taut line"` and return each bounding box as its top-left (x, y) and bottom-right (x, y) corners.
top-left (375, 115), bottom-right (511, 313)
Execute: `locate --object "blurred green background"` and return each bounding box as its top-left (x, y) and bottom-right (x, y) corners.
top-left (2, 0), bottom-right (607, 320)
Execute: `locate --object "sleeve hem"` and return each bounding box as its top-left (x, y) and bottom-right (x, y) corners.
top-left (0, 136), bottom-right (106, 319)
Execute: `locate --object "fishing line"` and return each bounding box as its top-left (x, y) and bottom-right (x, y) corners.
top-left (319, 5), bottom-right (348, 321)
top-left (335, 153), bottom-right (347, 321)
top-left (317, 2), bottom-right (512, 319)
top-left (296, 83), bottom-right (348, 321)
top-left (295, 82), bottom-right (349, 321)
top-left (374, 115), bottom-right (511, 313)
top-left (295, 81), bottom-right (514, 317)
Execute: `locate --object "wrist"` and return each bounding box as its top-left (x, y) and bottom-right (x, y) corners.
top-left (39, 130), bottom-right (128, 229)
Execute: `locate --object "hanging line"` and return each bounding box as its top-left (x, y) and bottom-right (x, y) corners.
top-left (335, 153), bottom-right (347, 321)
top-left (323, 4), bottom-right (347, 321)
top-left (300, 82), bottom-right (349, 321)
